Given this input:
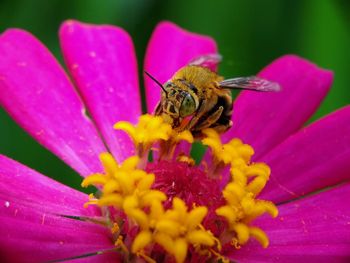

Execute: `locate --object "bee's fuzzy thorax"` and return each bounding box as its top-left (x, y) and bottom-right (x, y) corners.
top-left (172, 65), bottom-right (223, 91)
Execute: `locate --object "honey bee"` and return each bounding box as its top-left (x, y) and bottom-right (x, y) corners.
top-left (146, 54), bottom-right (280, 138)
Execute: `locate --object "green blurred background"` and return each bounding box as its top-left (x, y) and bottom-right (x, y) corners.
top-left (0, 0), bottom-right (349, 192)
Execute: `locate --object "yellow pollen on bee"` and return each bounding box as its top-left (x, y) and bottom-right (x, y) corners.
top-left (82, 115), bottom-right (278, 262)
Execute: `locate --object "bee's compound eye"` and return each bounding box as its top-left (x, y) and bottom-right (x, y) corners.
top-left (179, 94), bottom-right (196, 117)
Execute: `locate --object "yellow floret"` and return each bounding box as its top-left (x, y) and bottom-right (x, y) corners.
top-left (114, 114), bottom-right (193, 161)
top-left (150, 198), bottom-right (217, 263)
top-left (202, 128), bottom-right (254, 165)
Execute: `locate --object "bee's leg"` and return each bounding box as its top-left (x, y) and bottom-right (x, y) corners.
top-left (153, 101), bottom-right (162, 115)
top-left (185, 104), bottom-right (207, 130)
top-left (185, 98), bottom-right (216, 130)
top-left (194, 106), bottom-right (224, 131)
top-left (211, 120), bottom-right (232, 134)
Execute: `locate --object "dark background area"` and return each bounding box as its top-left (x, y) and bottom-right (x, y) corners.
top-left (0, 0), bottom-right (349, 192)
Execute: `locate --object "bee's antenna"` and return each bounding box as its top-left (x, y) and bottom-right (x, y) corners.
top-left (144, 71), bottom-right (168, 96)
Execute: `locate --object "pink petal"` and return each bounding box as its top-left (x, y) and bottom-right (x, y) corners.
top-left (144, 21), bottom-right (217, 113)
top-left (259, 106), bottom-right (350, 204)
top-left (64, 252), bottom-right (120, 263)
top-left (0, 205), bottom-right (114, 263)
top-left (60, 20), bottom-right (140, 162)
top-left (0, 155), bottom-right (114, 262)
top-left (230, 183), bottom-right (350, 262)
top-left (222, 55), bottom-right (333, 160)
top-left (0, 154), bottom-right (99, 215)
top-left (0, 29), bottom-right (106, 176)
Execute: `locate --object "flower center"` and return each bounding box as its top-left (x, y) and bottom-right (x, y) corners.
top-left (81, 114), bottom-right (278, 263)
top-left (147, 160), bottom-right (222, 208)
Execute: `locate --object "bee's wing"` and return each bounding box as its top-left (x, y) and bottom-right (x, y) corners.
top-left (189, 53), bottom-right (222, 70)
top-left (219, 76), bottom-right (281, 92)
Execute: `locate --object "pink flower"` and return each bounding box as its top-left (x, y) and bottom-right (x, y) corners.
top-left (0, 20), bottom-right (349, 263)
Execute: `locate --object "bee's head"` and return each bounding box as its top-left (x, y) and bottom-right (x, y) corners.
top-left (144, 71), bottom-right (198, 118)
top-left (162, 81), bottom-right (197, 118)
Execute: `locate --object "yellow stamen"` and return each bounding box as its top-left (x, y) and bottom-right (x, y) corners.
top-left (115, 235), bottom-right (129, 254)
top-left (233, 223), bottom-right (250, 244)
top-left (111, 223), bottom-right (120, 234)
top-left (81, 174), bottom-right (107, 187)
top-left (136, 251), bottom-right (156, 263)
top-left (249, 227), bottom-right (269, 248)
top-left (209, 248), bottom-right (230, 263)
top-left (230, 238), bottom-right (241, 249)
top-left (177, 154), bottom-right (195, 166)
top-left (83, 193), bottom-right (98, 208)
